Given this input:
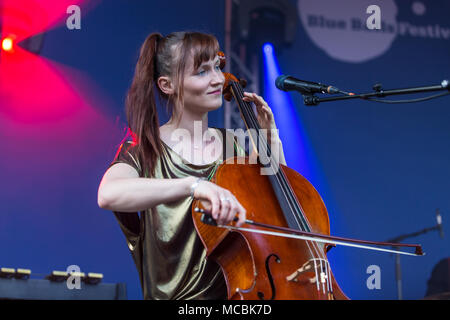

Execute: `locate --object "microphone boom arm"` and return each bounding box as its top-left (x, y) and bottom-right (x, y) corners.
top-left (302, 80), bottom-right (450, 106)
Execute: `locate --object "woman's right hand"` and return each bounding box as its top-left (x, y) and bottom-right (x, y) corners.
top-left (192, 179), bottom-right (246, 228)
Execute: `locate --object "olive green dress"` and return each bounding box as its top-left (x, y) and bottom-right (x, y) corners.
top-left (109, 128), bottom-right (246, 300)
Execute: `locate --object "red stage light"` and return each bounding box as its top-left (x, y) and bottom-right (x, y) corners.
top-left (1, 37), bottom-right (14, 52)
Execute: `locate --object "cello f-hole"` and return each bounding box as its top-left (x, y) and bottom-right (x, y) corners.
top-left (257, 253), bottom-right (281, 300)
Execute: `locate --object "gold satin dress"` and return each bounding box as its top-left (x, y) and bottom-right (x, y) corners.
top-left (109, 128), bottom-right (246, 300)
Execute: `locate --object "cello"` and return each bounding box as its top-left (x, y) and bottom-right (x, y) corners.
top-left (192, 52), bottom-right (423, 300)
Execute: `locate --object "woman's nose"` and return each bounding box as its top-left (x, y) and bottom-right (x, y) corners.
top-left (211, 70), bottom-right (225, 85)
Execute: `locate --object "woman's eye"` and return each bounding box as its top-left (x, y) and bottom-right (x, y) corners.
top-left (197, 70), bottom-right (206, 76)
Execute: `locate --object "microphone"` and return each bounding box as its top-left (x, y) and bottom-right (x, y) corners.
top-left (436, 209), bottom-right (444, 239)
top-left (275, 75), bottom-right (342, 95)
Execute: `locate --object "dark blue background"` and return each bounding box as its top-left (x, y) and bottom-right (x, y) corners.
top-left (1, 0), bottom-right (449, 300)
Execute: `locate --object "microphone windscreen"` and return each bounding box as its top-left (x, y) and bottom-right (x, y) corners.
top-left (275, 75), bottom-right (290, 90)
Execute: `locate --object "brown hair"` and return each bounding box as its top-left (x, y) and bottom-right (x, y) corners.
top-left (125, 31), bottom-right (220, 176)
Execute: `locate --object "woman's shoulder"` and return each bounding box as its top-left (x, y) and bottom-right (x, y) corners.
top-left (110, 138), bottom-right (141, 174)
top-left (116, 139), bottom-right (138, 156)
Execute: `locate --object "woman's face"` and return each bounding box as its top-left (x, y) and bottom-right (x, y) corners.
top-left (181, 54), bottom-right (225, 114)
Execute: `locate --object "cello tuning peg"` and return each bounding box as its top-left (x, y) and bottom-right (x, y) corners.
top-left (218, 51), bottom-right (226, 70)
top-left (239, 79), bottom-right (247, 88)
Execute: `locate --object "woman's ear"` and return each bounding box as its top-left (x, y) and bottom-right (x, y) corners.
top-left (157, 76), bottom-right (175, 95)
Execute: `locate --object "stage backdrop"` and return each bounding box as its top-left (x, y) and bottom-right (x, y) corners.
top-left (1, 0), bottom-right (449, 300)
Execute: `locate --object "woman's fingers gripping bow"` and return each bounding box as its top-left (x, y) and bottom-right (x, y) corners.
top-left (193, 180), bottom-right (246, 227)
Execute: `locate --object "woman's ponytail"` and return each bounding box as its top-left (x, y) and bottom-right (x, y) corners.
top-left (125, 32), bottom-right (163, 177)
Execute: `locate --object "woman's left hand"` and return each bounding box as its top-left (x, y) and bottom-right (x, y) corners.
top-left (242, 92), bottom-right (276, 131)
top-left (242, 92), bottom-right (286, 165)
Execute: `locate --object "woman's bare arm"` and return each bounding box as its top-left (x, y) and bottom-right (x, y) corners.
top-left (98, 162), bottom-right (247, 226)
top-left (97, 163), bottom-right (196, 212)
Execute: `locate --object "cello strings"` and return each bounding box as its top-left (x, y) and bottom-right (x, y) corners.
top-left (233, 82), bottom-right (309, 231)
top-left (234, 83), bottom-right (334, 294)
top-left (232, 82), bottom-right (330, 292)
top-left (234, 82), bottom-right (312, 231)
top-left (233, 81), bottom-right (317, 236)
top-left (234, 82), bottom-right (315, 234)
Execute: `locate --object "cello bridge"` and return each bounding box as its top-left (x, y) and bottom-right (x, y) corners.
top-left (286, 258), bottom-right (333, 295)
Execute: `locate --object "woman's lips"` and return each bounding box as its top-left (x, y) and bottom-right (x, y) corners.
top-left (208, 90), bottom-right (222, 95)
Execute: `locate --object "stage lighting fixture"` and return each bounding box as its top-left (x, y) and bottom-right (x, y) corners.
top-left (238, 0), bottom-right (298, 50)
top-left (70, 271), bottom-right (86, 280)
top-left (0, 33), bottom-right (46, 54)
top-left (15, 268), bottom-right (31, 280)
top-left (46, 270), bottom-right (87, 282)
top-left (0, 0), bottom-right (46, 55)
top-left (0, 267), bottom-right (16, 278)
top-left (1, 36), bottom-right (15, 52)
top-left (45, 270), bottom-right (104, 284)
top-left (45, 270), bottom-right (70, 282)
top-left (84, 273), bottom-right (103, 285)
top-left (0, 267), bottom-right (32, 279)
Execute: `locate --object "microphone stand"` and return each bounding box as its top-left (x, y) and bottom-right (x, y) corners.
top-left (385, 209), bottom-right (444, 300)
top-left (302, 80), bottom-right (450, 106)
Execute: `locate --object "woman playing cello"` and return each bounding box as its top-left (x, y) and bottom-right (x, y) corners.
top-left (97, 31), bottom-right (285, 300)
